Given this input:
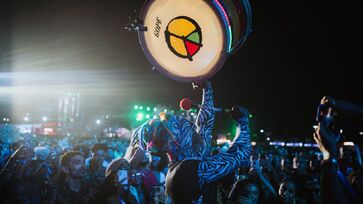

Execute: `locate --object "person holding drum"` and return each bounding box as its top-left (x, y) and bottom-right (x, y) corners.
top-left (127, 81), bottom-right (251, 203)
top-left (126, 0), bottom-right (254, 202)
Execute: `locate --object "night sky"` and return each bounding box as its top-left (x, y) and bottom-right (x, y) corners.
top-left (0, 0), bottom-right (362, 141)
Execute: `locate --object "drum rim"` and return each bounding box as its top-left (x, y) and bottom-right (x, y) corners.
top-left (216, 0), bottom-right (253, 53)
top-left (138, 0), bottom-right (229, 83)
top-left (229, 0), bottom-right (253, 53)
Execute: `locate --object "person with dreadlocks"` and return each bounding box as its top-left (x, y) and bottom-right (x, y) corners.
top-left (126, 81), bottom-right (251, 203)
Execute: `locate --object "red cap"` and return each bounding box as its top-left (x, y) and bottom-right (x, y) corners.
top-left (180, 98), bottom-right (193, 111)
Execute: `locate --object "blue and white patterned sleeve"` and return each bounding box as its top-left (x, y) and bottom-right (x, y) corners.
top-left (197, 113), bottom-right (251, 186)
top-left (195, 81), bottom-right (215, 158)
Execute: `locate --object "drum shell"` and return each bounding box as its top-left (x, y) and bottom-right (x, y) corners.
top-left (215, 0), bottom-right (252, 53)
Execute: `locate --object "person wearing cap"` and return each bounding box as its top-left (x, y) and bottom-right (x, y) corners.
top-left (73, 144), bottom-right (90, 159)
top-left (127, 81), bottom-right (252, 203)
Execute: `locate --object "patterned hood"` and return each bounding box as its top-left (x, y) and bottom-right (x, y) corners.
top-left (131, 112), bottom-right (198, 161)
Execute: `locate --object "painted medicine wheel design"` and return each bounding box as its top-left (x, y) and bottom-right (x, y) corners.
top-left (165, 16), bottom-right (203, 61)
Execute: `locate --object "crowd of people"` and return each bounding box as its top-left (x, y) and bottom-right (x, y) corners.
top-left (1, 93), bottom-right (363, 203)
top-left (0, 124), bottom-right (362, 203)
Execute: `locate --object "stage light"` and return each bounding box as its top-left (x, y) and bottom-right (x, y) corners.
top-left (42, 116), bottom-right (48, 122)
top-left (260, 129), bottom-right (264, 133)
top-left (134, 105), bottom-right (139, 110)
top-left (96, 119), bottom-right (101, 124)
top-left (24, 116), bottom-right (29, 122)
top-left (286, 143), bottom-right (294, 147)
top-left (343, 142), bottom-right (354, 146)
top-left (146, 107), bottom-right (151, 111)
top-left (136, 113), bottom-right (144, 121)
top-left (277, 142), bottom-right (285, 146)
top-left (153, 107), bottom-right (157, 112)
top-left (146, 114), bottom-right (150, 119)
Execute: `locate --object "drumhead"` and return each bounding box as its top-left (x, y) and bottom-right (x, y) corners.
top-left (138, 0), bottom-right (228, 83)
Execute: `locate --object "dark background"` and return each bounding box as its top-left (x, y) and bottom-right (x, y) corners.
top-left (0, 0), bottom-right (362, 142)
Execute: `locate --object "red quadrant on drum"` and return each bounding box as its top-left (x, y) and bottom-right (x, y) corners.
top-left (185, 40), bottom-right (200, 56)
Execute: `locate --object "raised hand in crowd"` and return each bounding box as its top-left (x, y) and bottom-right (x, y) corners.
top-left (313, 114), bottom-right (348, 204)
top-left (255, 158), bottom-right (277, 196)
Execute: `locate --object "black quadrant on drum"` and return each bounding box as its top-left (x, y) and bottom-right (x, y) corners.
top-left (164, 16), bottom-right (203, 61)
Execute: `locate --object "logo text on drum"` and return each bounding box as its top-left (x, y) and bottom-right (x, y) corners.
top-left (154, 17), bottom-right (162, 38)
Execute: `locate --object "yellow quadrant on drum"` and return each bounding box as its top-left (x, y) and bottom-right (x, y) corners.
top-left (169, 35), bottom-right (188, 56)
top-left (167, 18), bottom-right (196, 37)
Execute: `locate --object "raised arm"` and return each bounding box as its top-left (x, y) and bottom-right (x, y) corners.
top-left (227, 106), bottom-right (252, 158)
top-left (250, 159), bottom-right (278, 198)
top-left (313, 116), bottom-right (349, 204)
top-left (197, 106), bottom-right (251, 186)
top-left (195, 81), bottom-right (215, 158)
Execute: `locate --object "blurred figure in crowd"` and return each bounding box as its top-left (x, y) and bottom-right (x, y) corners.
top-left (278, 179), bottom-right (296, 204)
top-left (129, 168), bottom-right (146, 204)
top-left (73, 144), bottom-right (91, 160)
top-left (279, 157), bottom-right (292, 181)
top-left (143, 155), bottom-right (166, 194)
top-left (304, 179), bottom-right (320, 204)
top-left (229, 179), bottom-right (259, 204)
top-left (90, 157), bottom-right (138, 204)
top-left (290, 155), bottom-right (309, 203)
top-left (55, 151), bottom-right (94, 204)
top-left (85, 143), bottom-right (108, 187)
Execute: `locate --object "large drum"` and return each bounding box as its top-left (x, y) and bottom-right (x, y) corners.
top-left (138, 0), bottom-right (252, 83)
